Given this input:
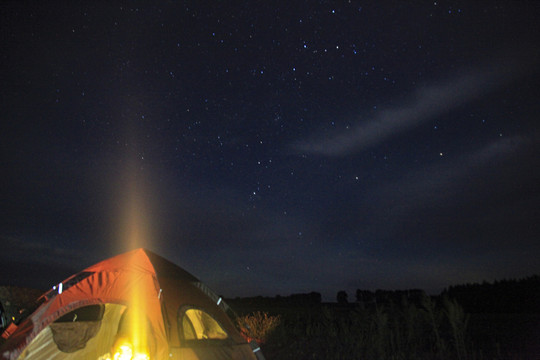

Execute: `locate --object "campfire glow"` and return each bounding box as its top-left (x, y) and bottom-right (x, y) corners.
top-left (114, 154), bottom-right (154, 359)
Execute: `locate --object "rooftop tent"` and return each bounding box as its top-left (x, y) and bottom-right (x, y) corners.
top-left (0, 248), bottom-right (261, 360)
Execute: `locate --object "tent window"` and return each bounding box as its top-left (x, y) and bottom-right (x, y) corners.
top-left (179, 308), bottom-right (228, 343)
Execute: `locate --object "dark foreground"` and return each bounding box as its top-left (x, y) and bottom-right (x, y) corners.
top-left (2, 286), bottom-right (539, 359)
top-left (229, 297), bottom-right (540, 360)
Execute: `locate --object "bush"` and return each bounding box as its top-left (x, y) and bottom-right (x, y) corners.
top-left (236, 311), bottom-right (281, 344)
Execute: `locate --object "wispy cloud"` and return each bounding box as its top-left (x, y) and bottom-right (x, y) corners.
top-left (469, 135), bottom-right (527, 164)
top-left (293, 59), bottom-right (530, 157)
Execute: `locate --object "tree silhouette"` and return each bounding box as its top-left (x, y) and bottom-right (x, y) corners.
top-left (337, 290), bottom-right (348, 304)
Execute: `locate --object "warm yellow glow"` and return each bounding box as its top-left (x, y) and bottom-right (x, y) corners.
top-left (120, 167), bottom-right (151, 357)
top-left (132, 353), bottom-right (150, 360)
top-left (106, 341), bottom-right (150, 360)
top-left (113, 343), bottom-right (133, 360)
top-left (110, 129), bottom-right (156, 360)
top-left (115, 125), bottom-right (158, 253)
top-left (121, 172), bottom-right (151, 251)
top-left (110, 275), bottom-right (152, 359)
top-left (127, 304), bottom-right (149, 359)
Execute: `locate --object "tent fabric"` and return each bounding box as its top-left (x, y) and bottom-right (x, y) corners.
top-left (18, 304), bottom-right (126, 360)
top-left (0, 249), bottom-right (258, 360)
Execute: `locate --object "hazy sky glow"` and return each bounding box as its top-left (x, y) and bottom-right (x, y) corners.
top-left (1, 1), bottom-right (539, 300)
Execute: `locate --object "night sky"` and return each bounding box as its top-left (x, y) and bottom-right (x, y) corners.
top-left (1, 1), bottom-right (539, 301)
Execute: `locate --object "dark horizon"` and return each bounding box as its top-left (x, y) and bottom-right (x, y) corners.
top-left (1, 245), bottom-right (538, 302)
top-left (2, 2), bottom-right (539, 302)
top-left (2, 266), bottom-right (539, 305)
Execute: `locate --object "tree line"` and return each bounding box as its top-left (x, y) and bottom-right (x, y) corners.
top-left (440, 274), bottom-right (540, 313)
top-left (335, 274), bottom-right (540, 313)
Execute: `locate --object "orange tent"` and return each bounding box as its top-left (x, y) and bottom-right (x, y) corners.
top-left (0, 249), bottom-right (261, 360)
